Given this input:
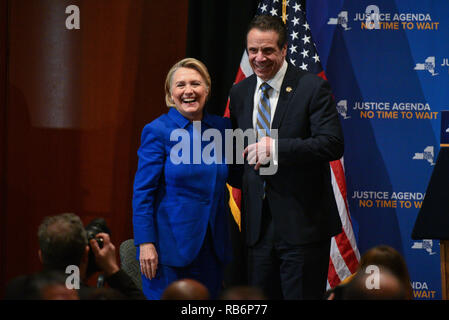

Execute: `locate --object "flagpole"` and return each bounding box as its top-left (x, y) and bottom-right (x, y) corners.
top-left (282, 0), bottom-right (287, 23)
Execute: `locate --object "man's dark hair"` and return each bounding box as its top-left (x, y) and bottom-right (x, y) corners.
top-left (37, 213), bottom-right (88, 270)
top-left (246, 15), bottom-right (287, 49)
top-left (26, 270), bottom-right (73, 299)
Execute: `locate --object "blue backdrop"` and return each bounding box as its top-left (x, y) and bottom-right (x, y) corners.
top-left (307, 0), bottom-right (449, 299)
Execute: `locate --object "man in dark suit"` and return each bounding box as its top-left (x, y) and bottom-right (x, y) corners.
top-left (228, 15), bottom-right (344, 300)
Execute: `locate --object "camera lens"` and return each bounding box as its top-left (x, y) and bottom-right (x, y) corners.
top-left (96, 237), bottom-right (104, 248)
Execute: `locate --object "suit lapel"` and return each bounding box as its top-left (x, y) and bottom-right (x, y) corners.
top-left (271, 64), bottom-right (301, 130)
top-left (243, 75), bottom-right (257, 131)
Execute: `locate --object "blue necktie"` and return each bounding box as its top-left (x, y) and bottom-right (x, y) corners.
top-left (256, 82), bottom-right (271, 199)
top-left (256, 82), bottom-right (271, 140)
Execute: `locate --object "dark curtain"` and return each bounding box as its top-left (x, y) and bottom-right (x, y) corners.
top-left (186, 0), bottom-right (259, 116)
top-left (186, 0), bottom-right (259, 288)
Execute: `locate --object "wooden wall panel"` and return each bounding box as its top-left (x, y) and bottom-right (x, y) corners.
top-left (0, 0), bottom-right (8, 297)
top-left (1, 0), bottom-right (188, 294)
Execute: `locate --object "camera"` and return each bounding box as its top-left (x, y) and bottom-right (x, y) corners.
top-left (85, 218), bottom-right (111, 276)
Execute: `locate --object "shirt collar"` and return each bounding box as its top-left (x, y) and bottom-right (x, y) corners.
top-left (201, 111), bottom-right (216, 128)
top-left (256, 59), bottom-right (288, 93)
top-left (167, 107), bottom-right (215, 128)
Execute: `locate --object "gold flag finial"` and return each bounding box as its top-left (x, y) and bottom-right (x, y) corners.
top-left (282, 0), bottom-right (287, 24)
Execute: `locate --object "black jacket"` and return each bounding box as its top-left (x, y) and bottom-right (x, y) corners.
top-left (229, 64), bottom-right (343, 246)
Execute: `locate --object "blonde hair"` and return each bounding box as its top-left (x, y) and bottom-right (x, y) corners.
top-left (164, 58), bottom-right (211, 107)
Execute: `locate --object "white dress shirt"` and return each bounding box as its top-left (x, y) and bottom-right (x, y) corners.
top-left (252, 60), bottom-right (288, 164)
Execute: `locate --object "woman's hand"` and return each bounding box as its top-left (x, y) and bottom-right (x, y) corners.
top-left (139, 243), bottom-right (158, 279)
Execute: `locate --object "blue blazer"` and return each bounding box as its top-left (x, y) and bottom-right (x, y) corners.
top-left (132, 107), bottom-right (232, 267)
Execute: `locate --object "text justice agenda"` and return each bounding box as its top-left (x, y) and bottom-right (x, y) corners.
top-left (351, 191), bottom-right (425, 200)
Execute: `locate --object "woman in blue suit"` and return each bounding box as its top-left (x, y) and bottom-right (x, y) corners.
top-left (132, 58), bottom-right (232, 299)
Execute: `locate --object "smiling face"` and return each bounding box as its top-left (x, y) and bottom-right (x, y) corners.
top-left (170, 67), bottom-right (209, 121)
top-left (247, 28), bottom-right (287, 81)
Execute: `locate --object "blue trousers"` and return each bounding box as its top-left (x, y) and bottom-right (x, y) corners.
top-left (141, 231), bottom-right (224, 300)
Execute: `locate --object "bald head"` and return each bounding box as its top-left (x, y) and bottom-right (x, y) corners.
top-left (220, 286), bottom-right (266, 300)
top-left (161, 279), bottom-right (210, 300)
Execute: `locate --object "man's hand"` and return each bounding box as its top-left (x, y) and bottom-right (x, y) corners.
top-left (89, 233), bottom-right (120, 277)
top-left (244, 136), bottom-right (273, 170)
top-left (139, 243), bottom-right (158, 280)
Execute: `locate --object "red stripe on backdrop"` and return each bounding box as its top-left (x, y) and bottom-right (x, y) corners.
top-left (330, 160), bottom-right (359, 273)
top-left (334, 231), bottom-right (359, 274)
top-left (231, 188), bottom-right (241, 209)
top-left (224, 99), bottom-right (231, 118)
top-left (234, 67), bottom-right (247, 84)
top-left (223, 66), bottom-right (245, 118)
top-left (330, 160), bottom-right (350, 221)
top-left (327, 258), bottom-right (341, 288)
top-left (317, 70), bottom-right (327, 80)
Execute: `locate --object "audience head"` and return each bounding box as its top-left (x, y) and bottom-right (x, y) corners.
top-left (27, 270), bottom-right (79, 300)
top-left (220, 285), bottom-right (267, 300)
top-left (86, 287), bottom-right (126, 300)
top-left (358, 245), bottom-right (413, 299)
top-left (343, 265), bottom-right (407, 300)
top-left (161, 279), bottom-right (210, 300)
top-left (37, 213), bottom-right (88, 271)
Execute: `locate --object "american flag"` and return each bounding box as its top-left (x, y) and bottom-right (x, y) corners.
top-left (225, 0), bottom-right (360, 289)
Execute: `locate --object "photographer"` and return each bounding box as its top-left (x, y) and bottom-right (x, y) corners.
top-left (87, 231), bottom-right (145, 299)
top-left (5, 213), bottom-right (145, 300)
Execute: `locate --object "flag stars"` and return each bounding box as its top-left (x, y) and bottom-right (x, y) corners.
top-left (302, 34), bottom-right (311, 44)
top-left (255, 1), bottom-right (322, 74)
top-left (293, 2), bottom-right (301, 12)
top-left (290, 30), bottom-right (299, 40)
top-left (289, 44), bottom-right (298, 54)
top-left (292, 16), bottom-right (300, 26)
top-left (300, 48), bottom-right (309, 58)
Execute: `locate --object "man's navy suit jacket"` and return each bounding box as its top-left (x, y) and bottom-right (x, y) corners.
top-left (229, 63), bottom-right (344, 246)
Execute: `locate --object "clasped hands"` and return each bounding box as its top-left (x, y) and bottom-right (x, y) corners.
top-left (243, 136), bottom-right (273, 170)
